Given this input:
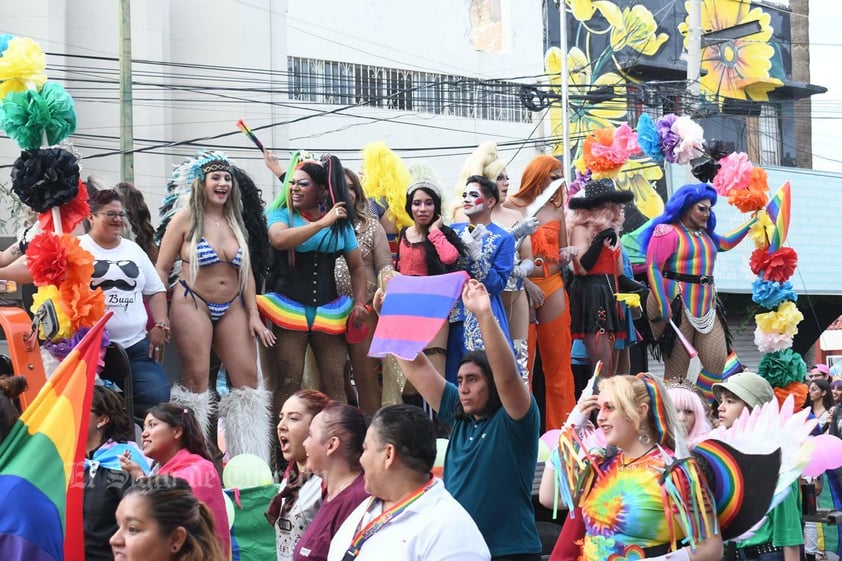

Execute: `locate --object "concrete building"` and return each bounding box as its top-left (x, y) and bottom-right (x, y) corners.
top-left (0, 0), bottom-right (550, 230)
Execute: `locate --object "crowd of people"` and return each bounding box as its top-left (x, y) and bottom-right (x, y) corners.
top-left (1, 142), bottom-right (838, 561)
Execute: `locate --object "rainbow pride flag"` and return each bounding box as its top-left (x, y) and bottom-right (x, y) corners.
top-left (368, 272), bottom-right (469, 360)
top-left (696, 351), bottom-right (742, 402)
top-left (0, 312), bottom-right (110, 560)
top-left (766, 181), bottom-right (791, 253)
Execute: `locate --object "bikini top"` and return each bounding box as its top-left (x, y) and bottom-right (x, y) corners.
top-left (196, 237), bottom-right (243, 268)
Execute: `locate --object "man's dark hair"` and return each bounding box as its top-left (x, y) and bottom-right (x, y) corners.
top-left (453, 350), bottom-right (503, 420)
top-left (371, 405), bottom-right (436, 474)
top-left (465, 175), bottom-right (499, 205)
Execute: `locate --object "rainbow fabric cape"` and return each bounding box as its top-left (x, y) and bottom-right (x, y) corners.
top-left (368, 271), bottom-right (469, 360)
top-left (0, 312), bottom-right (110, 561)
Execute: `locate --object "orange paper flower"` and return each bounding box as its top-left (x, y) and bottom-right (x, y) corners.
top-left (60, 282), bottom-right (105, 330)
top-left (61, 234), bottom-right (95, 285)
top-left (26, 232), bottom-right (68, 286)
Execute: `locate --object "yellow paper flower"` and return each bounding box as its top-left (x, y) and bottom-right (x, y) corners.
top-left (545, 47), bottom-right (626, 158)
top-left (748, 210), bottom-right (774, 249)
top-left (30, 284), bottom-right (73, 340)
top-left (755, 301), bottom-right (803, 337)
top-left (0, 36), bottom-right (48, 98)
top-left (610, 5), bottom-right (669, 55)
top-left (678, 0), bottom-right (782, 102)
top-left (613, 157), bottom-right (664, 218)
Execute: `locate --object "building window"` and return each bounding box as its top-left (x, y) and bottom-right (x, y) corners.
top-left (287, 56), bottom-right (531, 123)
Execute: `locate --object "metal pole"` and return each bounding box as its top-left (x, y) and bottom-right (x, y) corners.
top-left (686, 0), bottom-right (702, 107)
top-left (119, 0), bottom-right (134, 184)
top-left (558, 0), bottom-right (571, 183)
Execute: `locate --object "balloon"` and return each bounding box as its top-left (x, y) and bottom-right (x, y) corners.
top-left (434, 438), bottom-right (448, 468)
top-left (223, 453), bottom-right (273, 489)
top-left (540, 429), bottom-right (561, 449)
top-left (223, 491), bottom-right (235, 529)
top-left (537, 439), bottom-right (551, 462)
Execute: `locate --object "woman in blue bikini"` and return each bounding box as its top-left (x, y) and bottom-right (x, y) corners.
top-left (157, 152), bottom-right (275, 463)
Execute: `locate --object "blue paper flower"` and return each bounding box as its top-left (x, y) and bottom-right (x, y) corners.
top-left (0, 34), bottom-right (12, 56)
top-left (751, 277), bottom-right (797, 310)
top-left (636, 113), bottom-right (663, 162)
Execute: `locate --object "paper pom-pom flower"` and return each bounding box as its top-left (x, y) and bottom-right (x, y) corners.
top-left (774, 381), bottom-right (807, 410)
top-left (758, 348), bottom-right (807, 388)
top-left (38, 182), bottom-right (90, 240)
top-left (25, 232), bottom-right (94, 287)
top-left (0, 89), bottom-right (50, 150)
top-left (749, 246), bottom-right (797, 281)
top-left (0, 34), bottom-right (12, 56)
top-left (25, 232), bottom-right (68, 286)
top-left (636, 113), bottom-right (663, 162)
top-left (582, 124), bottom-right (641, 177)
top-left (43, 325), bottom-right (110, 366)
top-left (752, 278), bottom-right (797, 309)
top-left (60, 283), bottom-right (106, 330)
top-left (657, 114), bottom-right (679, 163)
top-left (0, 36), bottom-right (47, 98)
top-left (11, 148), bottom-right (80, 212)
top-left (755, 300), bottom-right (803, 337)
top-left (671, 115), bottom-right (705, 165)
top-left (763, 247), bottom-right (798, 283)
top-left (0, 82), bottom-right (77, 150)
top-left (30, 284), bottom-right (73, 339)
top-left (712, 152), bottom-right (752, 196)
top-left (691, 156), bottom-right (720, 184)
top-left (748, 210), bottom-right (774, 249)
top-left (754, 327), bottom-right (793, 354)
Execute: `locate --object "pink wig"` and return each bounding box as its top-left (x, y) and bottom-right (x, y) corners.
top-left (668, 386), bottom-right (711, 442)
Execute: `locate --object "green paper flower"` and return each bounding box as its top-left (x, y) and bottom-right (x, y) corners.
top-left (757, 348), bottom-right (806, 387)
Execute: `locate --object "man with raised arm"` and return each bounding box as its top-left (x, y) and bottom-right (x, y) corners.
top-left (384, 279), bottom-right (542, 561)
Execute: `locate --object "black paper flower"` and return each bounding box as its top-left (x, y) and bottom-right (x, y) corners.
top-left (11, 148), bottom-right (80, 212)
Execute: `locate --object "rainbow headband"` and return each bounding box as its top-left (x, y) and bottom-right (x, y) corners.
top-left (636, 372), bottom-right (669, 446)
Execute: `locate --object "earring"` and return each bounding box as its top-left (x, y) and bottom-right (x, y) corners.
top-left (172, 545), bottom-right (178, 552)
top-left (638, 432), bottom-right (652, 445)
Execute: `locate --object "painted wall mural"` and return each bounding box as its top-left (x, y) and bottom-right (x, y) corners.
top-left (545, 0), bottom-right (789, 221)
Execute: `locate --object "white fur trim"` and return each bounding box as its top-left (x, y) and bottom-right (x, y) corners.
top-left (219, 387), bottom-right (273, 465)
top-left (169, 385), bottom-right (217, 442)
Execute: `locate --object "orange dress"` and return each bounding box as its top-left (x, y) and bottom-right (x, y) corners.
top-left (528, 221), bottom-right (575, 428)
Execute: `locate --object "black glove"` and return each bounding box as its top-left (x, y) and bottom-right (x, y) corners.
top-left (618, 275), bottom-right (647, 295)
top-left (579, 229), bottom-right (617, 271)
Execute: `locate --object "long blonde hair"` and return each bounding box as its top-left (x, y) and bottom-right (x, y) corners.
top-left (185, 175), bottom-right (250, 293)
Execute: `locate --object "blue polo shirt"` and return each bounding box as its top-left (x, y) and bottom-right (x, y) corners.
top-left (438, 382), bottom-right (541, 557)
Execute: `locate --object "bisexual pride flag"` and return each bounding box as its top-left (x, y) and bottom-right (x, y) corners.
top-left (368, 272), bottom-right (469, 359)
top-left (0, 312), bottom-right (110, 560)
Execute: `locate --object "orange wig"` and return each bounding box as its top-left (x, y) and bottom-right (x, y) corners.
top-left (510, 155), bottom-right (564, 208)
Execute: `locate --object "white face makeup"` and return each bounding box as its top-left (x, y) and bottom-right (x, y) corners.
top-left (462, 183), bottom-right (487, 216)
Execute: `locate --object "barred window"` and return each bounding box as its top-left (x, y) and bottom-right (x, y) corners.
top-left (288, 56), bottom-right (530, 123)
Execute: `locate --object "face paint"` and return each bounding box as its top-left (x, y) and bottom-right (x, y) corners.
top-left (462, 186), bottom-right (486, 216)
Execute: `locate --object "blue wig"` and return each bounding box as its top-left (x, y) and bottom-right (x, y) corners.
top-left (640, 183), bottom-right (719, 251)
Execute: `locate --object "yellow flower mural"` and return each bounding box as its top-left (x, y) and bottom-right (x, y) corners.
top-left (545, 46), bottom-right (626, 158)
top-left (678, 0), bottom-right (782, 101)
top-left (610, 5), bottom-right (669, 55)
top-left (614, 158), bottom-right (664, 219)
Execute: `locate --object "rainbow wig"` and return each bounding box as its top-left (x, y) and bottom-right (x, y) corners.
top-left (360, 142), bottom-right (412, 229)
top-left (639, 183), bottom-right (719, 252)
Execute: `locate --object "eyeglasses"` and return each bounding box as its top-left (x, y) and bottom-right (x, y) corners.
top-left (96, 211), bottom-right (127, 220)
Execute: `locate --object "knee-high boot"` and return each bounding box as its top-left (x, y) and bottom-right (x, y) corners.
top-left (169, 385), bottom-right (217, 444)
top-left (219, 386), bottom-right (273, 465)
